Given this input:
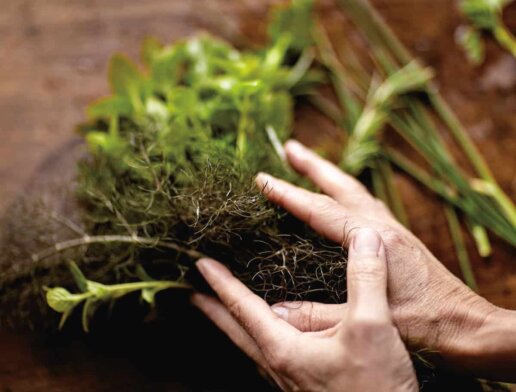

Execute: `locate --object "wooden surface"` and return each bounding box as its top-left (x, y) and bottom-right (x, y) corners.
top-left (0, 0), bottom-right (515, 390)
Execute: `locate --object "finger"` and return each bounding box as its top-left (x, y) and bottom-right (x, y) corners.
top-left (271, 301), bottom-right (346, 332)
top-left (256, 173), bottom-right (364, 247)
top-left (196, 258), bottom-right (297, 350)
top-left (191, 293), bottom-right (268, 368)
top-left (345, 228), bottom-right (390, 322)
top-left (285, 140), bottom-right (372, 204)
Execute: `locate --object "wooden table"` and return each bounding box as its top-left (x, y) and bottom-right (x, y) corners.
top-left (0, 0), bottom-right (515, 390)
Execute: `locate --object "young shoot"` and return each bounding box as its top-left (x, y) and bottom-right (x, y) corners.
top-left (45, 262), bottom-right (191, 331)
top-left (342, 61), bottom-right (434, 175)
top-left (459, 0), bottom-right (516, 62)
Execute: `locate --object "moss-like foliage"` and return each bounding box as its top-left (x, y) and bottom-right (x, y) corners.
top-left (0, 0), bottom-right (348, 330)
top-left (71, 18), bottom-right (347, 310)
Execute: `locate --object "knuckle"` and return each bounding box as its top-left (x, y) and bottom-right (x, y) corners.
top-left (292, 303), bottom-right (315, 331)
top-left (226, 292), bottom-right (251, 320)
top-left (314, 194), bottom-right (338, 210)
top-left (339, 213), bottom-right (361, 229)
top-left (335, 211), bottom-right (354, 226)
top-left (349, 258), bottom-right (384, 283)
top-left (345, 178), bottom-right (369, 195)
top-left (347, 315), bottom-right (391, 341)
top-left (281, 302), bottom-right (334, 332)
top-left (337, 213), bottom-right (361, 237)
top-left (266, 345), bottom-right (292, 373)
top-left (308, 196), bottom-right (342, 225)
top-left (302, 303), bottom-right (325, 332)
top-left (380, 227), bottom-right (406, 247)
top-left (372, 198), bottom-right (393, 216)
top-left (336, 209), bottom-right (356, 221)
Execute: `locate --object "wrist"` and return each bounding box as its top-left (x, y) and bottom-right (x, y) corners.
top-left (394, 280), bottom-right (493, 358)
top-left (438, 299), bottom-right (516, 381)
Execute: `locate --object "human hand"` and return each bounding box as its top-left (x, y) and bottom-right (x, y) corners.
top-left (257, 140), bottom-right (516, 381)
top-left (192, 228), bottom-right (418, 392)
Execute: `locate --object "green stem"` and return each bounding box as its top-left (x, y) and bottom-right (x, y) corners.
top-left (493, 22), bottom-right (516, 58)
top-left (377, 159), bottom-right (410, 227)
top-left (109, 115), bottom-right (119, 137)
top-left (237, 95), bottom-right (252, 160)
top-left (266, 125), bottom-right (288, 164)
top-left (33, 234), bottom-right (206, 262)
top-left (63, 280), bottom-right (190, 305)
top-left (107, 280), bottom-right (190, 292)
top-left (313, 23), bottom-right (365, 127)
top-left (286, 48), bottom-right (316, 87)
top-left (323, 0), bottom-right (516, 249)
top-left (466, 219), bottom-right (492, 258)
top-left (444, 206), bottom-right (477, 290)
top-left (471, 179), bottom-right (516, 227)
top-left (384, 148), bottom-right (458, 204)
top-left (340, 0), bottom-right (500, 185)
top-left (427, 90), bottom-right (495, 183)
top-left (337, 0), bottom-right (410, 66)
top-left (308, 94), bottom-right (345, 127)
top-left (94, 280), bottom-right (190, 301)
top-left (371, 164), bottom-right (389, 203)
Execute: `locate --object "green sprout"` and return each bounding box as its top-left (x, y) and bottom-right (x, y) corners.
top-left (342, 61), bottom-right (434, 175)
top-left (45, 262), bottom-right (190, 332)
top-left (456, 25), bottom-right (486, 64)
top-left (309, 0), bottom-right (516, 287)
top-left (459, 0), bottom-right (516, 63)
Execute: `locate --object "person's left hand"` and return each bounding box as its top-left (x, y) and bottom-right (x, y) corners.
top-left (192, 228), bottom-right (418, 392)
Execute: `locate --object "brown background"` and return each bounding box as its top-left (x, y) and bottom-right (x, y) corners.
top-left (0, 0), bottom-right (515, 390)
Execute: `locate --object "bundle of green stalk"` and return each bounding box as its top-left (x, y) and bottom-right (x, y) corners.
top-left (310, 0), bottom-right (516, 289)
top-left (0, 0), bottom-right (515, 389)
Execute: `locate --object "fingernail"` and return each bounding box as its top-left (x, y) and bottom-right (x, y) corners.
top-left (272, 305), bottom-right (289, 321)
top-left (256, 172), bottom-right (280, 194)
top-left (195, 258), bottom-right (210, 275)
top-left (286, 140), bottom-right (314, 163)
top-left (285, 139), bottom-right (306, 157)
top-left (195, 258), bottom-right (222, 278)
top-left (256, 172), bottom-right (274, 188)
top-left (352, 228), bottom-right (381, 255)
top-left (196, 258), bottom-right (231, 282)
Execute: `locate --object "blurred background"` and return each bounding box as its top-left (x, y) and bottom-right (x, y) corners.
top-left (0, 0), bottom-right (515, 390)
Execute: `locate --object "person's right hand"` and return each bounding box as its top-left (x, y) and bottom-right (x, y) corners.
top-left (192, 229), bottom-right (418, 392)
top-left (257, 140), bottom-right (516, 382)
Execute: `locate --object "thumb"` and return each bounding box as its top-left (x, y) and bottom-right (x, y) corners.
top-left (345, 228), bottom-right (390, 322)
top-left (271, 302), bottom-right (346, 332)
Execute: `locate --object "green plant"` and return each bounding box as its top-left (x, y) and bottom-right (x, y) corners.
top-left (0, 2), bottom-right (348, 331)
top-left (46, 261), bottom-right (190, 331)
top-left (3, 0), bottom-right (512, 331)
top-left (308, 0), bottom-right (516, 288)
top-left (341, 60), bottom-right (433, 175)
top-left (458, 0), bottom-right (516, 63)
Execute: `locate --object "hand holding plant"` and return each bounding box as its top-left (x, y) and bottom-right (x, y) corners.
top-left (258, 141), bottom-right (516, 382)
top-left (193, 228), bottom-right (418, 392)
